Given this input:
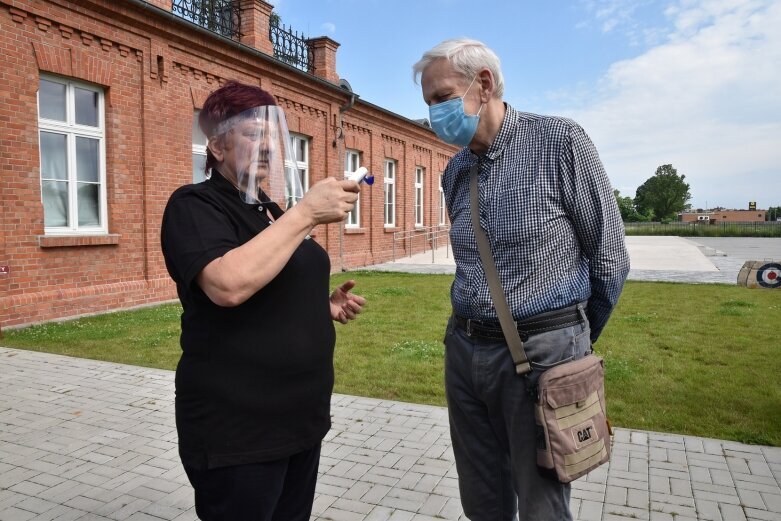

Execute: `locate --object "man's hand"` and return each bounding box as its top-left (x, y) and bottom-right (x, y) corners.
top-left (329, 279), bottom-right (366, 324)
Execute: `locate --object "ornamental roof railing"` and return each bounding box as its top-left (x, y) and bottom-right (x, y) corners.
top-left (172, 0), bottom-right (242, 41)
top-left (269, 20), bottom-right (312, 73)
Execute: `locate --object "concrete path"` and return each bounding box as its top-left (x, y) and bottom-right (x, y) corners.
top-left (1, 347), bottom-right (780, 521)
top-left (366, 236), bottom-right (781, 286)
top-left (627, 237), bottom-right (718, 271)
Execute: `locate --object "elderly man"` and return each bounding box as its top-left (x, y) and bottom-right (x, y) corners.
top-left (413, 39), bottom-right (629, 521)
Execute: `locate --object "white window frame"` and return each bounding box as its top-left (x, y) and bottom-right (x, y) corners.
top-left (38, 74), bottom-right (107, 235)
top-left (384, 160), bottom-right (396, 227)
top-left (192, 110), bottom-right (208, 183)
top-left (344, 149), bottom-right (361, 227)
top-left (439, 173), bottom-right (446, 225)
top-left (289, 132), bottom-right (309, 192)
top-left (415, 166), bottom-right (425, 227)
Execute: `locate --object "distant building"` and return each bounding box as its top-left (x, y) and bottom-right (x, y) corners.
top-left (679, 210), bottom-right (766, 223)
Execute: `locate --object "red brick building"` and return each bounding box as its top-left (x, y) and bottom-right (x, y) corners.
top-left (0, 0), bottom-right (457, 328)
top-left (679, 210), bottom-right (767, 223)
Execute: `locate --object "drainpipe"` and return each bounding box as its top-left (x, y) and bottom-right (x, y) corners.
top-left (337, 91), bottom-right (356, 271)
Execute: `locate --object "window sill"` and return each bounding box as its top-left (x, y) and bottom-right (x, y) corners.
top-left (383, 226), bottom-right (399, 233)
top-left (38, 234), bottom-right (120, 248)
top-left (344, 227), bottom-right (365, 235)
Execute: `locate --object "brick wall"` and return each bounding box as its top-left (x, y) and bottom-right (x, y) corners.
top-left (0, 0), bottom-right (456, 328)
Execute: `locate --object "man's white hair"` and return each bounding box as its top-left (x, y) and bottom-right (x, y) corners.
top-left (413, 38), bottom-right (504, 98)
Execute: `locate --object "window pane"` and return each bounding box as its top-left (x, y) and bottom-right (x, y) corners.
top-left (192, 111), bottom-right (207, 146)
top-left (439, 187), bottom-right (444, 221)
top-left (192, 153), bottom-right (207, 183)
top-left (348, 201), bottom-right (359, 226)
top-left (76, 137), bottom-right (99, 182)
top-left (41, 180), bottom-right (68, 227)
top-left (297, 139), bottom-right (306, 162)
top-left (298, 168), bottom-right (307, 189)
top-left (74, 88), bottom-right (98, 126)
top-left (40, 132), bottom-right (68, 180)
top-left (39, 80), bottom-right (66, 121)
top-left (77, 183), bottom-right (100, 226)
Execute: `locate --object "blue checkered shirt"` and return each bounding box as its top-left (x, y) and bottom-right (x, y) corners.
top-left (443, 104), bottom-right (629, 342)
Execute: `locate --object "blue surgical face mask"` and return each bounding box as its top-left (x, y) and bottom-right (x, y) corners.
top-left (429, 76), bottom-right (483, 147)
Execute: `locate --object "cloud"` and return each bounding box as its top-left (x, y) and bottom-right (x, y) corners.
top-left (577, 0), bottom-right (660, 46)
top-left (321, 22), bottom-right (336, 34)
top-left (561, 0), bottom-right (781, 208)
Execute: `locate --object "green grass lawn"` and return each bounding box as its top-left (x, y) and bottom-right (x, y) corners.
top-left (3, 273), bottom-right (780, 446)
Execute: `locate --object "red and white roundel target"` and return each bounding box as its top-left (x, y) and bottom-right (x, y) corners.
top-left (756, 262), bottom-right (781, 288)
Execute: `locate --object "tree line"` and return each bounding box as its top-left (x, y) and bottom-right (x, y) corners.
top-left (614, 164), bottom-right (779, 222)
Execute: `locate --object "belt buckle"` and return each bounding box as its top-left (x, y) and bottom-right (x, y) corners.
top-left (466, 319), bottom-right (473, 337)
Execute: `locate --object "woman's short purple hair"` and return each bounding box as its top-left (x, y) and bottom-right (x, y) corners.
top-left (199, 80), bottom-right (277, 173)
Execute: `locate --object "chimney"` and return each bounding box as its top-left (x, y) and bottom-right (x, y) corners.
top-left (238, 0), bottom-right (274, 56)
top-left (147, 0), bottom-right (172, 9)
top-left (307, 36), bottom-right (340, 84)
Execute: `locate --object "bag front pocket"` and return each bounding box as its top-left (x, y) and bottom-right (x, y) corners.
top-left (535, 355), bottom-right (611, 483)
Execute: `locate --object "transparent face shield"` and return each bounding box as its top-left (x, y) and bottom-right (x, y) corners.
top-left (210, 105), bottom-right (304, 208)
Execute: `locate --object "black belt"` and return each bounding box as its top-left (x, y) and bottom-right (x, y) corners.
top-left (454, 303), bottom-right (586, 341)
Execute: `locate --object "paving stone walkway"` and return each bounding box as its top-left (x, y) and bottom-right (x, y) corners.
top-left (1, 347), bottom-right (779, 521)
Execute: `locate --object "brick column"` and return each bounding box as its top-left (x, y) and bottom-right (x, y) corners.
top-left (146, 0), bottom-right (173, 9)
top-left (308, 36), bottom-right (340, 84)
top-left (238, 0), bottom-right (274, 56)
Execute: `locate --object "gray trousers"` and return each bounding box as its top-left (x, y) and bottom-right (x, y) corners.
top-left (444, 314), bottom-right (592, 521)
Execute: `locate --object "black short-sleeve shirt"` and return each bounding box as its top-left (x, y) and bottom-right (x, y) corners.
top-left (160, 171), bottom-right (335, 469)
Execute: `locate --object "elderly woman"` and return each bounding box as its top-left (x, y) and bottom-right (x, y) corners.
top-left (161, 80), bottom-right (365, 520)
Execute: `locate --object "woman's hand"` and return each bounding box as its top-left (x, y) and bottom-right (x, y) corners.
top-left (329, 279), bottom-right (366, 324)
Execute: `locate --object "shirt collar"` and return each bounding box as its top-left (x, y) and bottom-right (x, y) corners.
top-left (475, 103), bottom-right (517, 162)
top-left (208, 169), bottom-right (262, 209)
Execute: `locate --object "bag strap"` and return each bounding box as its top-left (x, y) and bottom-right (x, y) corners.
top-left (469, 163), bottom-right (531, 375)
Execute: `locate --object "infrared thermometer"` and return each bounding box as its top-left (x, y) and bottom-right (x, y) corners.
top-left (348, 167), bottom-right (374, 185)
